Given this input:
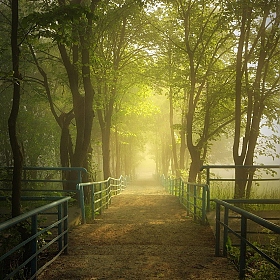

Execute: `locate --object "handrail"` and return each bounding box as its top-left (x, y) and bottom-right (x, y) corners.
top-left (0, 166), bottom-right (87, 185)
top-left (77, 175), bottom-right (127, 223)
top-left (0, 166), bottom-right (87, 172)
top-left (160, 175), bottom-right (209, 224)
top-left (200, 165), bottom-right (280, 169)
top-left (0, 197), bottom-right (70, 230)
top-left (214, 198), bottom-right (280, 279)
top-left (0, 196), bottom-right (71, 280)
top-left (200, 165), bottom-right (280, 187)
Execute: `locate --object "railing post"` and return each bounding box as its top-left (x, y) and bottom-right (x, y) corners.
top-left (77, 184), bottom-right (86, 224)
top-left (58, 204), bottom-right (62, 251)
top-left (201, 186), bottom-right (206, 224)
top-left (193, 185), bottom-right (197, 221)
top-left (108, 179), bottom-right (112, 205)
top-left (186, 183), bottom-right (190, 216)
top-left (106, 181), bottom-right (109, 209)
top-left (179, 180), bottom-right (182, 203)
top-left (99, 183), bottom-right (103, 214)
top-left (63, 200), bottom-right (68, 254)
top-left (239, 216), bottom-right (247, 279)
top-left (91, 184), bottom-right (95, 220)
top-left (31, 214), bottom-right (37, 279)
top-left (215, 203), bottom-right (221, 256)
top-left (223, 207), bottom-right (229, 257)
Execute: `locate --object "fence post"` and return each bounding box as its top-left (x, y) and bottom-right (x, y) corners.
top-left (106, 181), bottom-right (109, 209)
top-left (179, 180), bottom-right (183, 203)
top-left (186, 183), bottom-right (190, 216)
top-left (223, 207), bottom-right (229, 257)
top-left (63, 200), bottom-right (69, 254)
top-left (91, 184), bottom-right (95, 220)
top-left (58, 204), bottom-right (62, 251)
top-left (77, 184), bottom-right (86, 224)
top-left (201, 186), bottom-right (206, 224)
top-left (193, 185), bottom-right (197, 221)
top-left (31, 215), bottom-right (37, 279)
top-left (239, 216), bottom-right (247, 279)
top-left (108, 179), bottom-right (112, 205)
top-left (215, 203), bottom-right (221, 256)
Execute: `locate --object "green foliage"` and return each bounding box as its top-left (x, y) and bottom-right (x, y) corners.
top-left (22, 4), bottom-right (96, 45)
top-left (226, 232), bottom-right (280, 279)
top-left (0, 221), bottom-right (31, 279)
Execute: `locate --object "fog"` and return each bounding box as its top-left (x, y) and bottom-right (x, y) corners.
top-left (135, 147), bottom-right (156, 179)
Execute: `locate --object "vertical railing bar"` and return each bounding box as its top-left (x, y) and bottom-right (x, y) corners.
top-left (31, 214), bottom-right (37, 279)
top-left (186, 183), bottom-right (190, 216)
top-left (109, 180), bottom-right (112, 205)
top-left (91, 184), bottom-right (95, 220)
top-left (223, 207), bottom-right (229, 257)
top-left (193, 185), bottom-right (197, 221)
top-left (215, 203), bottom-right (221, 256)
top-left (63, 200), bottom-right (68, 254)
top-left (58, 204), bottom-right (62, 251)
top-left (206, 184), bottom-right (210, 212)
top-left (239, 216), bottom-right (247, 279)
top-left (99, 183), bottom-right (102, 214)
top-left (201, 186), bottom-right (206, 224)
top-left (106, 181), bottom-right (109, 208)
top-left (77, 184), bottom-right (86, 224)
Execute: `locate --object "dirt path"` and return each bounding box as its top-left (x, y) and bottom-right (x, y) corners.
top-left (40, 179), bottom-right (238, 280)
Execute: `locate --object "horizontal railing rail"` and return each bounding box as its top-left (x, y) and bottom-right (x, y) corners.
top-left (200, 165), bottom-right (280, 186)
top-left (0, 196), bottom-right (70, 280)
top-left (214, 198), bottom-right (280, 279)
top-left (161, 175), bottom-right (209, 224)
top-left (77, 175), bottom-right (127, 223)
top-left (0, 166), bottom-right (87, 185)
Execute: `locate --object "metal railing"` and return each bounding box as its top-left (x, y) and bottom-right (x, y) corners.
top-left (77, 175), bottom-right (127, 223)
top-left (0, 166), bottom-right (87, 186)
top-left (214, 198), bottom-right (280, 279)
top-left (161, 175), bottom-right (209, 224)
top-left (200, 165), bottom-right (280, 189)
top-left (0, 196), bottom-right (70, 280)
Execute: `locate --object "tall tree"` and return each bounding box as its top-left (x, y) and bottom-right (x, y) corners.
top-left (9, 0), bottom-right (23, 217)
top-left (231, 0), bottom-right (280, 198)
top-left (93, 1), bottom-right (145, 178)
top-left (23, 1), bottom-right (99, 186)
top-left (175, 0), bottom-right (235, 182)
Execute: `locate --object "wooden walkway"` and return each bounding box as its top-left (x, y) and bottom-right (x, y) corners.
top-left (39, 179), bottom-right (238, 280)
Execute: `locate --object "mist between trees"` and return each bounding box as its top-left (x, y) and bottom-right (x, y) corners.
top-left (1, 0), bottom-right (279, 216)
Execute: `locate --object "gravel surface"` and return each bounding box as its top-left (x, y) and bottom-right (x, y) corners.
top-left (39, 179), bottom-right (238, 280)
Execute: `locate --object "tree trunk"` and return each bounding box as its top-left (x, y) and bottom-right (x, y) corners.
top-left (188, 145), bottom-right (203, 183)
top-left (115, 127), bottom-right (121, 177)
top-left (169, 87), bottom-right (180, 177)
top-left (9, 0), bottom-right (23, 218)
top-left (101, 127), bottom-right (111, 179)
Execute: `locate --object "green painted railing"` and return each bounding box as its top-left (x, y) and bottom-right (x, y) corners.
top-left (77, 175), bottom-right (127, 223)
top-left (161, 175), bottom-right (209, 224)
top-left (0, 166), bottom-right (87, 186)
top-left (200, 165), bottom-right (280, 188)
top-left (214, 198), bottom-right (280, 279)
top-left (0, 196), bottom-right (70, 280)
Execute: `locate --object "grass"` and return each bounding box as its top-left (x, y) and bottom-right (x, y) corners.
top-left (211, 181), bottom-right (280, 279)
top-left (227, 236), bottom-right (280, 280)
top-left (209, 181), bottom-right (280, 210)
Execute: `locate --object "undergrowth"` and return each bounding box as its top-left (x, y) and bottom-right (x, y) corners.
top-left (226, 235), bottom-right (280, 279)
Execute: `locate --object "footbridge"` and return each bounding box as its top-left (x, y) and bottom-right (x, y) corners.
top-left (0, 166), bottom-right (279, 279)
